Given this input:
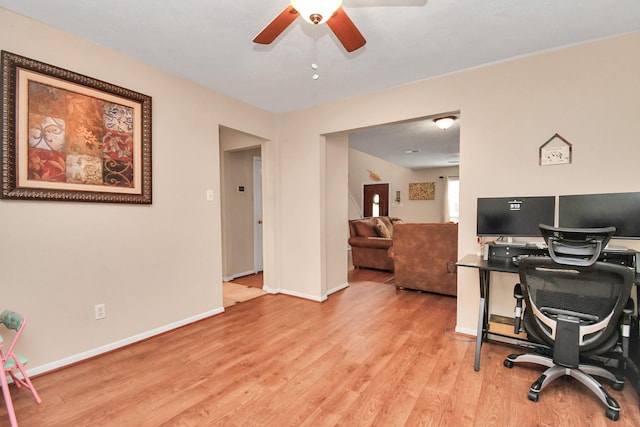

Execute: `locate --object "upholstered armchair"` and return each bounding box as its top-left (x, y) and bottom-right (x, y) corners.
top-left (389, 222), bottom-right (458, 296)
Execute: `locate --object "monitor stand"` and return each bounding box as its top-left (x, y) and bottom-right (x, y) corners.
top-left (492, 237), bottom-right (527, 247)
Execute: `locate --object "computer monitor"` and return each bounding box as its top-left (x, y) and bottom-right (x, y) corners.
top-left (559, 192), bottom-right (640, 240)
top-left (476, 196), bottom-right (555, 237)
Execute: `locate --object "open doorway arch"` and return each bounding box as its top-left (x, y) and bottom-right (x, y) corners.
top-left (347, 113), bottom-right (460, 223)
top-left (343, 113), bottom-right (461, 276)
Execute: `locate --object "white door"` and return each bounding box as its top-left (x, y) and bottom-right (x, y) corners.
top-left (253, 156), bottom-right (263, 272)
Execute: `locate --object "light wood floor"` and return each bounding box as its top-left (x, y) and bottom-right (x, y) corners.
top-left (230, 272), bottom-right (263, 289)
top-left (222, 282), bottom-right (267, 308)
top-left (4, 269), bottom-right (640, 426)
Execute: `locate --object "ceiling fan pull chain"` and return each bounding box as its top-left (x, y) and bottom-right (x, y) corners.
top-left (311, 25), bottom-right (320, 80)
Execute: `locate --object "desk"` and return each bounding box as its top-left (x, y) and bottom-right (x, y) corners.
top-left (457, 253), bottom-right (640, 399)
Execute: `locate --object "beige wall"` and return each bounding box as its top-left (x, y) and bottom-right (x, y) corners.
top-left (0, 9), bottom-right (275, 371)
top-left (348, 148), bottom-right (459, 222)
top-left (2, 6), bottom-right (639, 373)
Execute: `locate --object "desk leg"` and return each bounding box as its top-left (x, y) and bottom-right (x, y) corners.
top-left (474, 295), bottom-right (485, 371)
top-left (474, 269), bottom-right (491, 372)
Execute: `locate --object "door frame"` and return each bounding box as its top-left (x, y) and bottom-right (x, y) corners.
top-left (253, 155), bottom-right (263, 273)
top-left (362, 182), bottom-right (390, 217)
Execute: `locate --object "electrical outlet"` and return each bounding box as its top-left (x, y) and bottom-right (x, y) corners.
top-left (94, 304), bottom-right (106, 320)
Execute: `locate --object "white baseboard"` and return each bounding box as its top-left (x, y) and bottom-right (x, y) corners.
top-left (263, 282), bottom-right (347, 302)
top-left (222, 269), bottom-right (256, 282)
top-left (455, 325), bottom-right (478, 337)
top-left (327, 282), bottom-right (349, 296)
top-left (263, 286), bottom-right (327, 302)
top-left (29, 306), bottom-right (225, 377)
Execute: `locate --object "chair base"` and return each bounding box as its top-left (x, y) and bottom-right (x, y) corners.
top-left (504, 353), bottom-right (624, 421)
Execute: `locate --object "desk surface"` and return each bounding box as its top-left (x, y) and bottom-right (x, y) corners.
top-left (456, 254), bottom-right (518, 274)
top-left (458, 253), bottom-right (640, 283)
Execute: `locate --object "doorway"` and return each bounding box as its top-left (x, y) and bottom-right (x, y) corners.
top-left (219, 126), bottom-right (266, 289)
top-left (363, 183), bottom-right (389, 217)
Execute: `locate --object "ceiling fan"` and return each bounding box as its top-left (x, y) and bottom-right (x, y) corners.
top-left (253, 0), bottom-right (366, 52)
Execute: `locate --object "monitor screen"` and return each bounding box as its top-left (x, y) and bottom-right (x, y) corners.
top-left (477, 196), bottom-right (555, 237)
top-left (559, 192), bottom-right (640, 239)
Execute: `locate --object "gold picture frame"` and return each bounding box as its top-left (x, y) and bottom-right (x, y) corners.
top-left (1, 51), bottom-right (152, 203)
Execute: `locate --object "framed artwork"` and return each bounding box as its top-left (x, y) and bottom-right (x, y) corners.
top-left (1, 51), bottom-right (152, 203)
top-left (409, 182), bottom-right (435, 200)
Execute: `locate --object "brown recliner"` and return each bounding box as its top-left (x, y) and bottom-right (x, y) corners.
top-left (390, 222), bottom-right (458, 296)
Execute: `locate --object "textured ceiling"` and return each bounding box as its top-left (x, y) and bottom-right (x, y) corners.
top-left (349, 113), bottom-right (460, 169)
top-left (1, 0), bottom-right (638, 168)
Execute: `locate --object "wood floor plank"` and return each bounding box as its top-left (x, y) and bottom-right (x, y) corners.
top-left (3, 268), bottom-right (640, 426)
top-left (229, 272), bottom-right (264, 289)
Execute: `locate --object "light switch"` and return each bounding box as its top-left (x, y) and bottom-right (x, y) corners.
top-left (206, 189), bottom-right (214, 201)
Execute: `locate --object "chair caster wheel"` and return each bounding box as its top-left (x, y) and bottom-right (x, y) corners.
top-left (504, 359), bottom-right (514, 368)
top-left (527, 391), bottom-right (539, 402)
top-left (605, 408), bottom-right (620, 421)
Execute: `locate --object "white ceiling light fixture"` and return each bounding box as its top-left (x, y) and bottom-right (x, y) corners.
top-left (434, 116), bottom-right (456, 130)
top-left (254, 0), bottom-right (365, 52)
top-left (290, 0), bottom-right (343, 24)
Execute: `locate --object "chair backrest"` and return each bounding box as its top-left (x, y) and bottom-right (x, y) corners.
top-left (539, 224), bottom-right (615, 267)
top-left (519, 257), bottom-right (634, 366)
top-left (0, 310), bottom-right (26, 361)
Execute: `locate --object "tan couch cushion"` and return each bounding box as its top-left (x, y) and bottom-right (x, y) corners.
top-left (374, 218), bottom-right (391, 238)
top-left (353, 220), bottom-right (377, 237)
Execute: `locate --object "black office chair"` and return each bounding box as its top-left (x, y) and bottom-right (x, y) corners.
top-left (504, 225), bottom-right (635, 421)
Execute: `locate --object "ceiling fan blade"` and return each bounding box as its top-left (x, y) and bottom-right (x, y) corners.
top-left (253, 6), bottom-right (299, 45)
top-left (326, 8), bottom-right (366, 52)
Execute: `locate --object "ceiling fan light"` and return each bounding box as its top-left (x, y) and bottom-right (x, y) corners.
top-left (290, 0), bottom-right (343, 25)
top-left (434, 116), bottom-right (456, 130)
